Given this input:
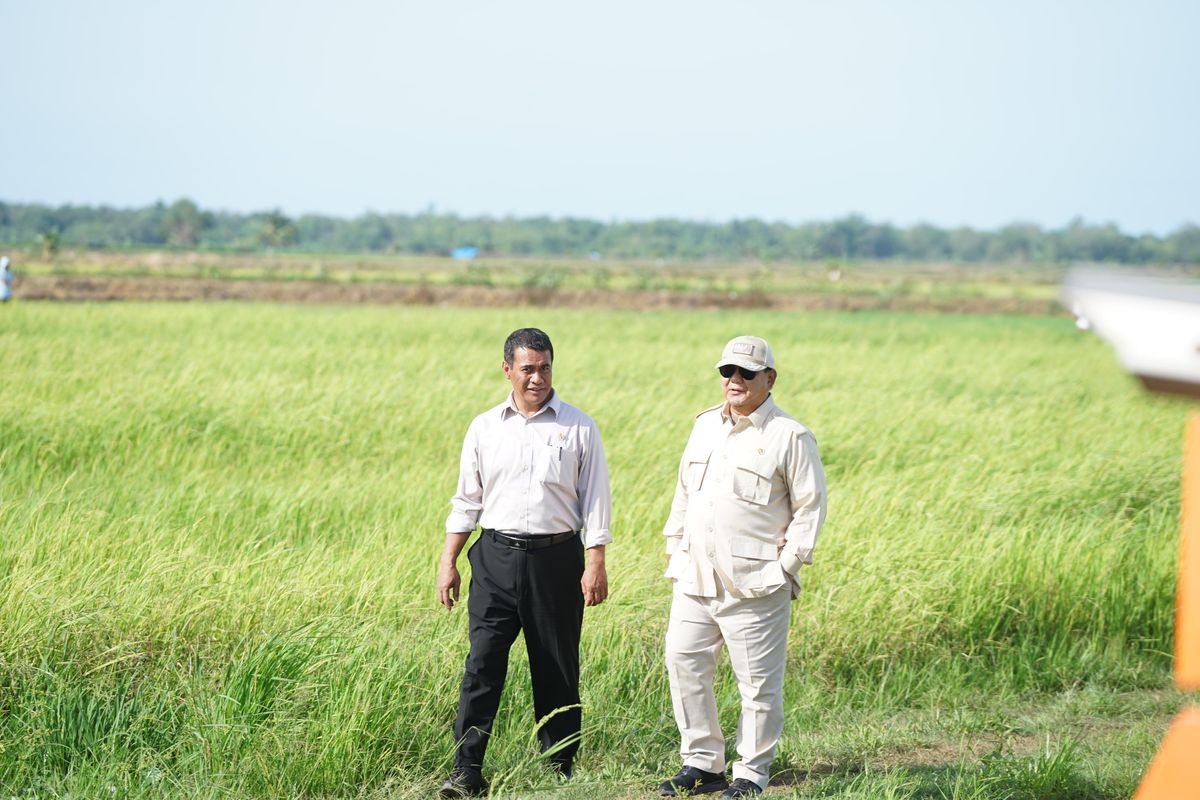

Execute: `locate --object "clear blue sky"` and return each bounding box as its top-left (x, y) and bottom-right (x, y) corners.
top-left (3, 1), bottom-right (1197, 234)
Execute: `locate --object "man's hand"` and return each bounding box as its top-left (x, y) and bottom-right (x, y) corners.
top-left (437, 532), bottom-right (471, 611)
top-left (438, 562), bottom-right (461, 610)
top-left (581, 545), bottom-right (608, 607)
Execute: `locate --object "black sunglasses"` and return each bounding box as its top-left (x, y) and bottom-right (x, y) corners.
top-left (718, 364), bottom-right (764, 380)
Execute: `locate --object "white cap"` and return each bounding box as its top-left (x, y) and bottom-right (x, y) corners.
top-left (715, 335), bottom-right (774, 371)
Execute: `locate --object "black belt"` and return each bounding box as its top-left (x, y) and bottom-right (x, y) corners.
top-left (483, 529), bottom-right (578, 550)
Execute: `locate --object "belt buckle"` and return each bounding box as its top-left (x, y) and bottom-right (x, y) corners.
top-left (509, 535), bottom-right (530, 551)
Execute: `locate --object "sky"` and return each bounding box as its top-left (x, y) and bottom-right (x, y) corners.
top-left (3, 1), bottom-right (1197, 235)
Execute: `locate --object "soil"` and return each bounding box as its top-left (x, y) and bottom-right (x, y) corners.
top-left (14, 275), bottom-right (1062, 315)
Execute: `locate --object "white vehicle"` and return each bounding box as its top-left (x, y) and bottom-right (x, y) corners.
top-left (1062, 269), bottom-right (1200, 398)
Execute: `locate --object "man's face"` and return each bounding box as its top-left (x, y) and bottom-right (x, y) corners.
top-left (503, 347), bottom-right (553, 412)
top-left (722, 365), bottom-right (775, 416)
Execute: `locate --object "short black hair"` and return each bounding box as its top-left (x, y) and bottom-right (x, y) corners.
top-left (504, 328), bottom-right (554, 365)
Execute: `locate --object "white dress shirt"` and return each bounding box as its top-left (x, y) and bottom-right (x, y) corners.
top-left (447, 390), bottom-right (613, 548)
top-left (663, 395), bottom-right (826, 598)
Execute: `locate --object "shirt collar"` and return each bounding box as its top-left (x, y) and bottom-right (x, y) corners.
top-left (720, 394), bottom-right (777, 430)
top-left (501, 388), bottom-right (560, 420)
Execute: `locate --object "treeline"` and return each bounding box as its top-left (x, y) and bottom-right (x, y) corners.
top-left (2, 198), bottom-right (1199, 263)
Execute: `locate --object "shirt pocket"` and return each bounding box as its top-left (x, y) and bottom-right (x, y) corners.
top-left (730, 537), bottom-right (783, 587)
top-left (730, 538), bottom-right (779, 560)
top-left (732, 455), bottom-right (776, 505)
top-left (537, 441), bottom-right (579, 487)
top-left (684, 448), bottom-right (712, 491)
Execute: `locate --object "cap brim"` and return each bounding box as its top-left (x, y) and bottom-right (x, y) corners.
top-left (715, 357), bottom-right (769, 371)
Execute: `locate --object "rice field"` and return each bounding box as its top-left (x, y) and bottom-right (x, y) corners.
top-left (0, 301), bottom-right (1187, 798)
top-left (15, 249), bottom-right (1070, 312)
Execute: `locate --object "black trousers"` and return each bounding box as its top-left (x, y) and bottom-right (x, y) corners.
top-left (453, 532), bottom-right (585, 770)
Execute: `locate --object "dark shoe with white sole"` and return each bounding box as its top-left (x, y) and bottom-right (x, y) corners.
top-left (659, 765), bottom-right (729, 796)
top-left (720, 778), bottom-right (763, 797)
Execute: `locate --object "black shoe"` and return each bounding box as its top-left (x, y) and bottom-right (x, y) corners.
top-left (549, 759), bottom-right (573, 780)
top-left (439, 767), bottom-right (487, 798)
top-left (659, 766), bottom-right (729, 796)
top-left (720, 778), bottom-right (762, 798)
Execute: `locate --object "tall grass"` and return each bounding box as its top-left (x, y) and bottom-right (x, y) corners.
top-left (0, 303), bottom-right (1183, 797)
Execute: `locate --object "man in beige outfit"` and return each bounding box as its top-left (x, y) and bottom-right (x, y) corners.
top-left (659, 335), bottom-right (827, 798)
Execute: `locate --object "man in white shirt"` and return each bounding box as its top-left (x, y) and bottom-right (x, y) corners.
top-left (0, 256), bottom-right (12, 302)
top-left (437, 328), bottom-right (612, 797)
top-left (659, 335), bottom-right (827, 798)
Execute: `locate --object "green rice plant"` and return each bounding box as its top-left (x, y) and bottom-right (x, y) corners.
top-left (0, 302), bottom-right (1184, 797)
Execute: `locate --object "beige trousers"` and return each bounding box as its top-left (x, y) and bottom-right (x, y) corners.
top-left (665, 582), bottom-right (791, 787)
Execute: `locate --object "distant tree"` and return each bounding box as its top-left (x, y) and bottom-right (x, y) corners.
top-left (948, 227), bottom-right (989, 261)
top-left (259, 210), bottom-right (297, 248)
top-left (1167, 224), bottom-right (1200, 263)
top-left (162, 198), bottom-right (211, 247)
top-left (0, 198), bottom-right (1195, 263)
top-left (295, 214), bottom-right (339, 247)
top-left (1052, 219), bottom-right (1134, 262)
top-left (816, 215), bottom-right (871, 259)
top-left (904, 223), bottom-right (952, 260)
top-left (344, 213), bottom-right (394, 251)
top-left (1127, 234), bottom-right (1164, 263)
top-left (864, 223), bottom-right (900, 259)
top-left (39, 227), bottom-right (60, 259)
top-left (988, 222), bottom-right (1045, 262)
top-left (131, 202), bottom-right (168, 245)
